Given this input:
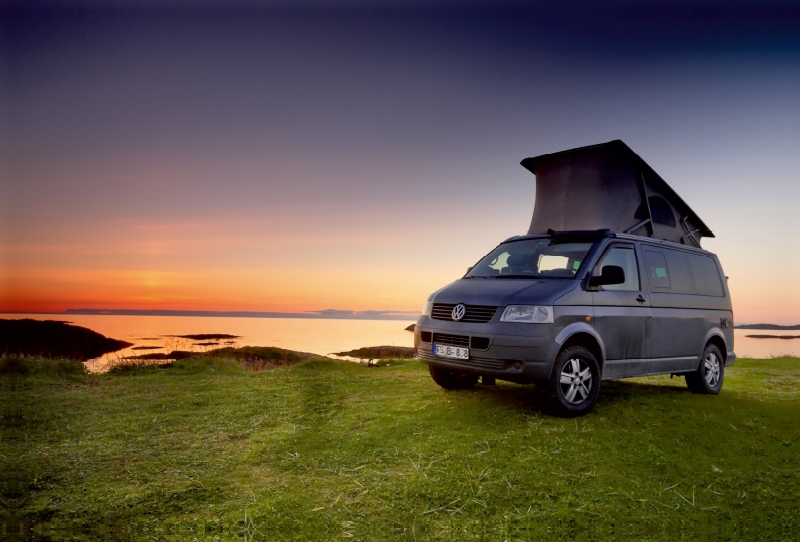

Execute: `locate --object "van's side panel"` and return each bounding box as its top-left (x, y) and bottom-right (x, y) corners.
top-left (640, 243), bottom-right (733, 373)
top-left (590, 242), bottom-right (651, 376)
top-left (715, 256), bottom-right (735, 363)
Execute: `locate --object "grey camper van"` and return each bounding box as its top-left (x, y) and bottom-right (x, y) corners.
top-left (414, 141), bottom-right (734, 417)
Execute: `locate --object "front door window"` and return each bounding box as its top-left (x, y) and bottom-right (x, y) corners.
top-left (589, 243), bottom-right (648, 370)
top-left (593, 246), bottom-right (640, 291)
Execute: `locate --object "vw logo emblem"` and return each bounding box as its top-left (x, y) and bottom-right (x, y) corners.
top-left (451, 304), bottom-right (466, 321)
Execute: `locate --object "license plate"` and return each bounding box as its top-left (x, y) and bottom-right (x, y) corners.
top-left (434, 344), bottom-right (469, 360)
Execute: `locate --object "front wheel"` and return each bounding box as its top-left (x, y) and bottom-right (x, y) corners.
top-left (544, 346), bottom-right (601, 417)
top-left (686, 344), bottom-right (724, 394)
top-left (428, 365), bottom-right (479, 390)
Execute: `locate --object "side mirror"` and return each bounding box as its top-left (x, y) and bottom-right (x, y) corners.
top-left (588, 265), bottom-right (625, 288)
top-left (466, 266), bottom-right (473, 274)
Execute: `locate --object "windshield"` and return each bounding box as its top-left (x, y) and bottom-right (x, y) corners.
top-left (466, 239), bottom-right (594, 279)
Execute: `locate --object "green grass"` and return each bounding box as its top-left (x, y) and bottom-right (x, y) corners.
top-left (2, 356), bottom-right (798, 541)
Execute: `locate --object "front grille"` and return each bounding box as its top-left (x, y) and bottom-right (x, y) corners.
top-left (431, 303), bottom-right (498, 323)
top-left (432, 333), bottom-right (470, 347)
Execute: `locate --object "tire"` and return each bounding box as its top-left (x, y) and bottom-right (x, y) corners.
top-left (428, 365), bottom-right (479, 390)
top-left (685, 344), bottom-right (724, 395)
top-left (544, 346), bottom-right (601, 418)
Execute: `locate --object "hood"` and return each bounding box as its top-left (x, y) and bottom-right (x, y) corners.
top-left (432, 278), bottom-right (578, 307)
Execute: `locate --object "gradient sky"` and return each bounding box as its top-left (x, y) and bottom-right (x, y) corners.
top-left (2, 1), bottom-right (800, 323)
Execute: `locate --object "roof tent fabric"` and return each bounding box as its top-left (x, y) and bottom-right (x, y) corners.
top-left (520, 140), bottom-right (713, 247)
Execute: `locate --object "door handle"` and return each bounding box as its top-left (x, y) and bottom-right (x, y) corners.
top-left (636, 295), bottom-right (646, 304)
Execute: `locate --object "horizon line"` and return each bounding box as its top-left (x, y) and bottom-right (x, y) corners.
top-left (1, 308), bottom-right (421, 321)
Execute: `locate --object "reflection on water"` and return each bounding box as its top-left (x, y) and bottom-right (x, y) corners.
top-left (3, 314), bottom-right (798, 372)
top-left (3, 314), bottom-right (417, 371)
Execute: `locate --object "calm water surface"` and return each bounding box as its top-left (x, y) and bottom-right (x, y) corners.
top-left (4, 314), bottom-right (799, 371)
top-left (733, 329), bottom-right (800, 359)
top-left (5, 314), bottom-right (416, 372)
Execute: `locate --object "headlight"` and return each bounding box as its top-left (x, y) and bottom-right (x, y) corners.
top-left (500, 305), bottom-right (554, 324)
top-left (421, 300), bottom-right (433, 317)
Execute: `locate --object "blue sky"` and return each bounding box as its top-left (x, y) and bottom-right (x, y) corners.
top-left (2, 1), bottom-right (799, 322)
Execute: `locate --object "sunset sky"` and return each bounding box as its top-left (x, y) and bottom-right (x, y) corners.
top-left (2, 1), bottom-right (800, 323)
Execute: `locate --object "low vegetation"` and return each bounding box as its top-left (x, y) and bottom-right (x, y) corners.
top-left (115, 346), bottom-right (321, 371)
top-left (334, 345), bottom-right (416, 360)
top-left (2, 354), bottom-right (798, 541)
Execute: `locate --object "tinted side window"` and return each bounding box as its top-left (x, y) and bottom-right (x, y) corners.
top-left (662, 249), bottom-right (694, 294)
top-left (687, 254), bottom-right (724, 296)
top-left (645, 247), bottom-right (724, 296)
top-left (644, 250), bottom-right (671, 289)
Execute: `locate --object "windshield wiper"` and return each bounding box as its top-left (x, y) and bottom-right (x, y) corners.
top-left (490, 275), bottom-right (539, 279)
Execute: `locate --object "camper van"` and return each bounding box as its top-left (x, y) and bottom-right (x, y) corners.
top-left (414, 141), bottom-right (734, 417)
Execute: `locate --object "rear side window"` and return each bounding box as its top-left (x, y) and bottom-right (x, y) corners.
top-left (644, 251), bottom-right (671, 289)
top-left (687, 253), bottom-right (724, 296)
top-left (645, 247), bottom-right (723, 296)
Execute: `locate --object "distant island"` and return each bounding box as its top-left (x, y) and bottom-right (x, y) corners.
top-left (735, 324), bottom-right (800, 330)
top-left (745, 334), bottom-right (800, 340)
top-left (51, 308), bottom-right (419, 320)
top-left (165, 333), bottom-right (240, 340)
top-left (1, 319), bottom-right (132, 360)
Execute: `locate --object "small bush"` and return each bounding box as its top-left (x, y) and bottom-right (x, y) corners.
top-left (0, 356), bottom-right (28, 375)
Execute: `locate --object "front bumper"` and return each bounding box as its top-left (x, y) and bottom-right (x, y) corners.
top-left (414, 316), bottom-right (557, 384)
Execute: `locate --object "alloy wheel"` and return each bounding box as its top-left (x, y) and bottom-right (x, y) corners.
top-left (559, 358), bottom-right (593, 404)
top-left (704, 352), bottom-right (721, 387)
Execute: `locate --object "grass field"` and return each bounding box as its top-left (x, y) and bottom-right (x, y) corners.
top-left (2, 355), bottom-right (798, 541)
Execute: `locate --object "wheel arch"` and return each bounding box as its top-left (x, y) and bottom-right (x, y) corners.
top-left (702, 330), bottom-right (728, 364)
top-left (555, 326), bottom-right (605, 376)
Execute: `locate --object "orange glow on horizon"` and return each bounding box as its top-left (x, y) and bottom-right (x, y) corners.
top-left (1, 210), bottom-right (504, 316)
top-left (4, 261), bottom-right (799, 325)
top-left (3, 211), bottom-right (799, 324)
top-left (1, 265), bottom-right (437, 314)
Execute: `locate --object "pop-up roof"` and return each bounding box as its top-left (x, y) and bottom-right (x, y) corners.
top-left (520, 140), bottom-right (713, 247)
